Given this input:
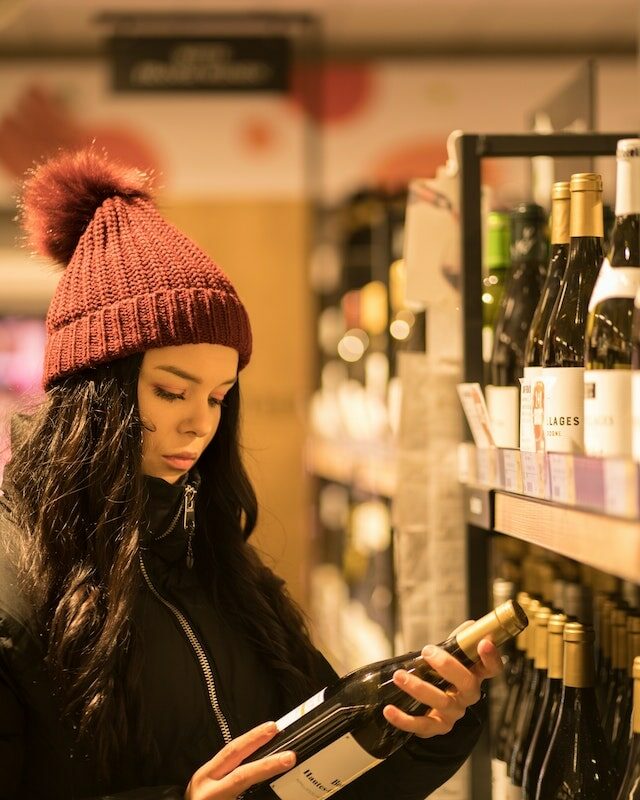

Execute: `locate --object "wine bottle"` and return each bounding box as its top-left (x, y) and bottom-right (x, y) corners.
top-left (488, 204), bottom-right (548, 448)
top-left (606, 608), bottom-right (630, 744)
top-left (617, 655), bottom-right (640, 800)
top-left (494, 594), bottom-right (532, 800)
top-left (483, 211), bottom-right (511, 376)
top-left (521, 614), bottom-right (567, 800)
top-left (616, 622), bottom-right (640, 787)
top-left (245, 601), bottom-right (528, 799)
top-left (584, 140), bottom-right (640, 457)
top-left (542, 173), bottom-right (604, 454)
top-left (535, 622), bottom-right (616, 800)
top-left (508, 607), bottom-right (552, 798)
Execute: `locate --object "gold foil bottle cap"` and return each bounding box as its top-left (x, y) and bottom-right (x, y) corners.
top-left (617, 139), bottom-right (640, 159)
top-left (548, 613), bottom-right (568, 634)
top-left (456, 599), bottom-right (528, 660)
top-left (634, 656), bottom-right (640, 680)
top-left (534, 608), bottom-right (552, 668)
top-left (552, 181), bottom-right (571, 200)
top-left (570, 172), bottom-right (603, 192)
top-left (564, 621), bottom-right (595, 643)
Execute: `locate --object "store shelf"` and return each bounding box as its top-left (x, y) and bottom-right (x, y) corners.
top-left (305, 437), bottom-right (397, 498)
top-left (493, 491), bottom-right (640, 584)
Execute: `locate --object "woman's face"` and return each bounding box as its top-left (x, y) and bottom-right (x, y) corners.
top-left (137, 343), bottom-right (239, 483)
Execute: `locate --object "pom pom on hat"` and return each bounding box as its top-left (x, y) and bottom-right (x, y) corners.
top-left (19, 148), bottom-right (252, 387)
top-left (20, 148), bottom-right (152, 267)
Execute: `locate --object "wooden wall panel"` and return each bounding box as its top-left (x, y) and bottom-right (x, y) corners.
top-left (164, 199), bottom-right (314, 610)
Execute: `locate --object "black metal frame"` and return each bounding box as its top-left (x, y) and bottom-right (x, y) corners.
top-left (458, 132), bottom-right (637, 800)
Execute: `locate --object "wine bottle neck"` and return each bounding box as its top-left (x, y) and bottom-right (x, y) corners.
top-left (551, 196), bottom-right (570, 244)
top-left (634, 674), bottom-right (640, 734)
top-left (564, 639), bottom-right (596, 688)
top-left (570, 190), bottom-right (603, 239)
top-left (615, 155), bottom-right (640, 216)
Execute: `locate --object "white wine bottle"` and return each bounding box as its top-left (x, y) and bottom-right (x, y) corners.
top-left (585, 139), bottom-right (640, 457)
top-left (616, 656), bottom-right (640, 800)
top-left (542, 174), bottom-right (604, 454)
top-left (245, 600), bottom-right (528, 800)
top-left (535, 623), bottom-right (615, 800)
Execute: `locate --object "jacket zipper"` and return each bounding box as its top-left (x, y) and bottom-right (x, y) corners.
top-left (184, 485), bottom-right (196, 569)
top-left (138, 556), bottom-right (233, 746)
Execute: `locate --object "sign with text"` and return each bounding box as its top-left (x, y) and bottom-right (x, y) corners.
top-left (110, 36), bottom-right (291, 93)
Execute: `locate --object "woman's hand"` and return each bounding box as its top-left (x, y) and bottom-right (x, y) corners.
top-left (382, 631), bottom-right (503, 740)
top-left (185, 721), bottom-right (295, 800)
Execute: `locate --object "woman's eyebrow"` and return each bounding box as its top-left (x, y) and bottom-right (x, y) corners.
top-left (156, 365), bottom-right (236, 388)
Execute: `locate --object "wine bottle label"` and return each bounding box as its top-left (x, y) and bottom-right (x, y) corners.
top-left (633, 372), bottom-right (640, 462)
top-left (491, 758), bottom-right (508, 800)
top-left (520, 368), bottom-right (543, 452)
top-left (584, 370), bottom-right (632, 457)
top-left (588, 258), bottom-right (640, 311)
top-left (486, 385), bottom-right (520, 449)
top-left (275, 688), bottom-right (327, 732)
top-left (269, 732), bottom-right (383, 799)
top-left (541, 368), bottom-right (585, 454)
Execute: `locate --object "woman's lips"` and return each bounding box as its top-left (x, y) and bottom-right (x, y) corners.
top-left (162, 454), bottom-right (197, 469)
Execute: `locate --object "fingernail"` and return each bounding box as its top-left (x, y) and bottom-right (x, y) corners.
top-left (423, 645), bottom-right (436, 658)
top-left (280, 752), bottom-right (295, 767)
top-left (264, 721), bottom-right (277, 734)
top-left (394, 669), bottom-right (409, 685)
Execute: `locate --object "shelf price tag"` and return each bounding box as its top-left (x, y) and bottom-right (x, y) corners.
top-left (604, 458), bottom-right (639, 519)
top-left (502, 449), bottom-right (523, 494)
top-left (476, 448), bottom-right (498, 487)
top-left (548, 453), bottom-right (576, 505)
top-left (521, 451), bottom-right (547, 498)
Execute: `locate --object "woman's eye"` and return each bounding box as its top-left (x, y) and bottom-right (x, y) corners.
top-left (154, 387), bottom-right (184, 402)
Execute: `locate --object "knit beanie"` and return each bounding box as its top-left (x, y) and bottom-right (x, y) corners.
top-left (20, 148), bottom-right (252, 389)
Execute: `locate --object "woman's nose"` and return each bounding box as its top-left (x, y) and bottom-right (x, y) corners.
top-left (179, 405), bottom-right (215, 438)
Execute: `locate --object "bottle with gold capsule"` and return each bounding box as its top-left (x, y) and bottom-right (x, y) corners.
top-left (607, 608), bottom-right (630, 746)
top-left (616, 655), bottom-right (640, 800)
top-left (535, 623), bottom-right (615, 800)
top-left (542, 173), bottom-right (604, 454)
top-left (615, 615), bottom-right (640, 780)
top-left (522, 614), bottom-right (567, 800)
top-left (509, 607), bottom-right (552, 797)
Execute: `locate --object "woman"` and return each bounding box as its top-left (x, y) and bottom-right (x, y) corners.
top-left (0, 149), bottom-right (501, 800)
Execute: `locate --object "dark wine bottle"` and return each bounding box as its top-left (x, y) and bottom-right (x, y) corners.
top-left (606, 609), bottom-right (630, 745)
top-left (522, 614), bottom-right (567, 800)
top-left (535, 622), bottom-right (616, 800)
top-left (483, 211), bottom-right (511, 377)
top-left (616, 655), bottom-right (640, 800)
top-left (525, 184), bottom-right (571, 373)
top-left (542, 173), bottom-right (604, 454)
top-left (488, 204), bottom-right (548, 448)
top-left (508, 608), bottom-right (552, 798)
top-left (584, 140), bottom-right (640, 457)
top-left (493, 593), bottom-right (531, 800)
top-left (246, 601), bottom-right (528, 799)
top-left (613, 615), bottom-right (640, 780)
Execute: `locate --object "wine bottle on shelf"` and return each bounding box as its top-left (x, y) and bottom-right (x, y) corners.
top-left (508, 607), bottom-right (552, 798)
top-left (535, 622), bottom-right (616, 800)
top-left (616, 618), bottom-right (640, 781)
top-left (597, 597), bottom-right (618, 712)
top-left (632, 288), bottom-right (640, 462)
top-left (584, 140), bottom-right (640, 457)
top-left (616, 656), bottom-right (640, 800)
top-left (521, 614), bottom-right (567, 800)
top-left (522, 183), bottom-right (570, 452)
top-left (542, 173), bottom-right (604, 454)
top-left (483, 211), bottom-right (511, 379)
top-left (606, 608), bottom-right (630, 744)
top-left (494, 593), bottom-right (531, 800)
top-left (605, 203), bottom-right (616, 253)
top-left (488, 204), bottom-right (548, 449)
top-left (246, 601), bottom-right (528, 799)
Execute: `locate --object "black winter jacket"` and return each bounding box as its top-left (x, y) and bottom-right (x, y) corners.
top-left (0, 471), bottom-right (485, 800)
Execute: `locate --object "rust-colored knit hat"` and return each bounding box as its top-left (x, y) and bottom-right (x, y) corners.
top-left (20, 148), bottom-right (252, 388)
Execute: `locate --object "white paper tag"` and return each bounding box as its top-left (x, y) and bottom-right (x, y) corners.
top-left (270, 732), bottom-right (383, 799)
top-left (541, 367), bottom-right (585, 454)
top-left (584, 369), bottom-right (632, 458)
top-left (456, 383), bottom-right (496, 449)
top-left (486, 385), bottom-right (520, 449)
top-left (521, 367), bottom-right (543, 452)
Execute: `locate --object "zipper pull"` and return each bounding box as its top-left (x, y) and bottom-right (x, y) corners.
top-left (184, 485), bottom-right (196, 569)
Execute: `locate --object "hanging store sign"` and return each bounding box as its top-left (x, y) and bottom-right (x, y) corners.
top-left (109, 36), bottom-right (291, 93)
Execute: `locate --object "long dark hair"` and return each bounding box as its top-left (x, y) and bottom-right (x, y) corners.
top-left (7, 352), bottom-right (320, 775)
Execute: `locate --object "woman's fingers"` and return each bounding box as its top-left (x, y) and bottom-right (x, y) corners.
top-left (419, 646), bottom-right (481, 705)
top-left (472, 639), bottom-right (503, 680)
top-left (202, 721), bottom-right (280, 780)
top-left (382, 704), bottom-right (459, 739)
top-left (214, 750), bottom-right (297, 798)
